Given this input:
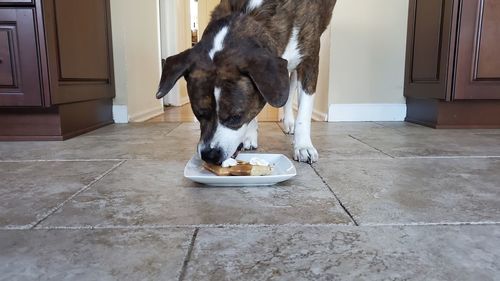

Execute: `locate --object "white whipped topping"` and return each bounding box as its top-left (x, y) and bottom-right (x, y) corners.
top-left (249, 157), bottom-right (270, 167)
top-left (221, 158), bottom-right (238, 168)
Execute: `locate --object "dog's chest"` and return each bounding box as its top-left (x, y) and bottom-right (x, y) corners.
top-left (281, 27), bottom-right (302, 72)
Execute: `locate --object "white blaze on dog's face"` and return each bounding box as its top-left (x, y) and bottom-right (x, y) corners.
top-left (246, 0), bottom-right (264, 11)
top-left (198, 86), bottom-right (250, 163)
top-left (156, 22), bottom-right (291, 165)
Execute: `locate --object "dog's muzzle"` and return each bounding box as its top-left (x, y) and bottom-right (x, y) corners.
top-left (200, 143), bottom-right (244, 165)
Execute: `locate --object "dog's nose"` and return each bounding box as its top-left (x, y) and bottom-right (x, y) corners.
top-left (201, 147), bottom-right (223, 165)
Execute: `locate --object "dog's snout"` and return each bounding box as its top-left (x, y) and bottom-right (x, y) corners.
top-left (201, 147), bottom-right (224, 165)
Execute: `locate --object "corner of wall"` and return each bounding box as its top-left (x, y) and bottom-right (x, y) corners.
top-left (110, 0), bottom-right (165, 124)
top-left (327, 0), bottom-right (409, 122)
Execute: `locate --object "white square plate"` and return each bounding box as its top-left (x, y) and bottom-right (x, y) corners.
top-left (184, 153), bottom-right (297, 186)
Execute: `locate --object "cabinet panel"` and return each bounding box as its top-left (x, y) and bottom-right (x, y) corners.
top-left (476, 0), bottom-right (500, 79)
top-left (55, 0), bottom-right (110, 80)
top-left (0, 1), bottom-right (35, 5)
top-left (0, 8), bottom-right (42, 106)
top-left (455, 0), bottom-right (500, 99)
top-left (0, 29), bottom-right (15, 86)
top-left (404, 0), bottom-right (457, 100)
top-left (43, 0), bottom-right (115, 104)
top-left (411, 0), bottom-right (444, 82)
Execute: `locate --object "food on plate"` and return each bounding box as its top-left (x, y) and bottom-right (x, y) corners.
top-left (203, 158), bottom-right (272, 176)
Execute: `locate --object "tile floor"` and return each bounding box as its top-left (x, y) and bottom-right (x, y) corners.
top-left (0, 121), bottom-right (499, 280)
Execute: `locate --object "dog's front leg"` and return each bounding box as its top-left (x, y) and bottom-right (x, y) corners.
top-left (243, 118), bottom-right (258, 150)
top-left (283, 71), bottom-right (298, 134)
top-left (294, 87), bottom-right (318, 163)
top-left (293, 55), bottom-right (320, 163)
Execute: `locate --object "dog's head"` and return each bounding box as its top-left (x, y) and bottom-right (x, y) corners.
top-left (156, 23), bottom-right (289, 164)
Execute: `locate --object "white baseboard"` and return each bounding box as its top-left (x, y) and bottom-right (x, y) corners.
top-left (113, 105), bottom-right (129, 124)
top-left (328, 103), bottom-right (407, 122)
top-left (129, 106), bottom-right (164, 122)
top-left (312, 109), bottom-right (328, 121)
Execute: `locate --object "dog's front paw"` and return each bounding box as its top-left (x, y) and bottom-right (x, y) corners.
top-left (243, 130), bottom-right (258, 151)
top-left (293, 144), bottom-right (319, 163)
top-left (283, 118), bottom-right (295, 135)
top-left (243, 119), bottom-right (258, 150)
top-left (243, 138), bottom-right (258, 150)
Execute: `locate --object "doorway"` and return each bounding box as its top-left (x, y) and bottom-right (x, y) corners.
top-left (154, 0), bottom-right (280, 122)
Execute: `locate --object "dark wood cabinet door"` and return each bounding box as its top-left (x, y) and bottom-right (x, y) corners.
top-left (0, 1), bottom-right (34, 5)
top-left (454, 0), bottom-right (500, 99)
top-left (42, 0), bottom-right (115, 104)
top-left (0, 8), bottom-right (42, 106)
top-left (404, 0), bottom-right (458, 100)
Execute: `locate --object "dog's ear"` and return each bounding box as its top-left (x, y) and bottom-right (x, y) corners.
top-left (156, 49), bottom-right (192, 99)
top-left (241, 50), bottom-right (290, 108)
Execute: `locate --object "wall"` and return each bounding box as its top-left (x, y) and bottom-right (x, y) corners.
top-left (159, 0), bottom-right (191, 106)
top-left (313, 25), bottom-right (332, 121)
top-left (328, 0), bottom-right (409, 121)
top-left (110, 0), bottom-right (164, 123)
top-left (198, 0), bottom-right (219, 37)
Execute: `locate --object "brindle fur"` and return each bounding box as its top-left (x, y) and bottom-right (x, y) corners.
top-left (212, 0), bottom-right (337, 94)
top-left (156, 0), bottom-right (337, 163)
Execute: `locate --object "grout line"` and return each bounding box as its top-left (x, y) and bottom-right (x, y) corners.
top-left (0, 159), bottom-right (126, 163)
top-left (4, 221), bottom-right (500, 231)
top-left (30, 223), bottom-right (353, 231)
top-left (361, 221), bottom-right (500, 227)
top-left (0, 225), bottom-right (32, 231)
top-left (371, 122), bottom-right (391, 127)
top-left (395, 155), bottom-right (500, 159)
top-left (165, 122), bottom-right (186, 137)
top-left (373, 121), bottom-right (414, 133)
top-left (29, 160), bottom-right (127, 229)
top-left (348, 134), bottom-right (395, 159)
top-left (310, 165), bottom-right (359, 226)
top-left (178, 228), bottom-right (199, 281)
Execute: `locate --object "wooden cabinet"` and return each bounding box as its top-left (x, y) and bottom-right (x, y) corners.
top-left (405, 0), bottom-right (500, 128)
top-left (0, 1), bottom-right (35, 4)
top-left (0, 0), bottom-right (114, 140)
top-left (454, 0), bottom-right (500, 100)
top-left (0, 8), bottom-right (41, 106)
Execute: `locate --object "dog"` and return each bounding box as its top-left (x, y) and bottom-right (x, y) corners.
top-left (156, 0), bottom-right (337, 164)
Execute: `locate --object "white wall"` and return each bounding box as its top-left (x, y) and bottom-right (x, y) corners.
top-left (313, 25), bottom-right (332, 121)
top-left (159, 0), bottom-right (191, 107)
top-left (198, 0), bottom-right (220, 37)
top-left (110, 0), bottom-right (164, 123)
top-left (328, 0), bottom-right (409, 121)
top-left (110, 0), bottom-right (409, 123)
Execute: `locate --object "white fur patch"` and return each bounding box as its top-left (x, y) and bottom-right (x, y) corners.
top-left (295, 88), bottom-right (314, 134)
top-left (197, 143), bottom-right (203, 159)
top-left (209, 26), bottom-right (229, 60)
top-left (243, 118), bottom-right (259, 150)
top-left (281, 27), bottom-right (302, 72)
top-left (283, 71), bottom-right (297, 134)
top-left (294, 83), bottom-right (318, 163)
top-left (214, 87), bottom-right (221, 113)
top-left (247, 0), bottom-right (264, 11)
top-left (210, 122), bottom-right (248, 160)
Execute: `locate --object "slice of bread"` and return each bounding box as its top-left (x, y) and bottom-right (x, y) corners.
top-left (202, 162), bottom-right (232, 176)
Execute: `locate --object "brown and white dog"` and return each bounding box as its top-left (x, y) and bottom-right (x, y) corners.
top-left (156, 0), bottom-right (337, 164)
